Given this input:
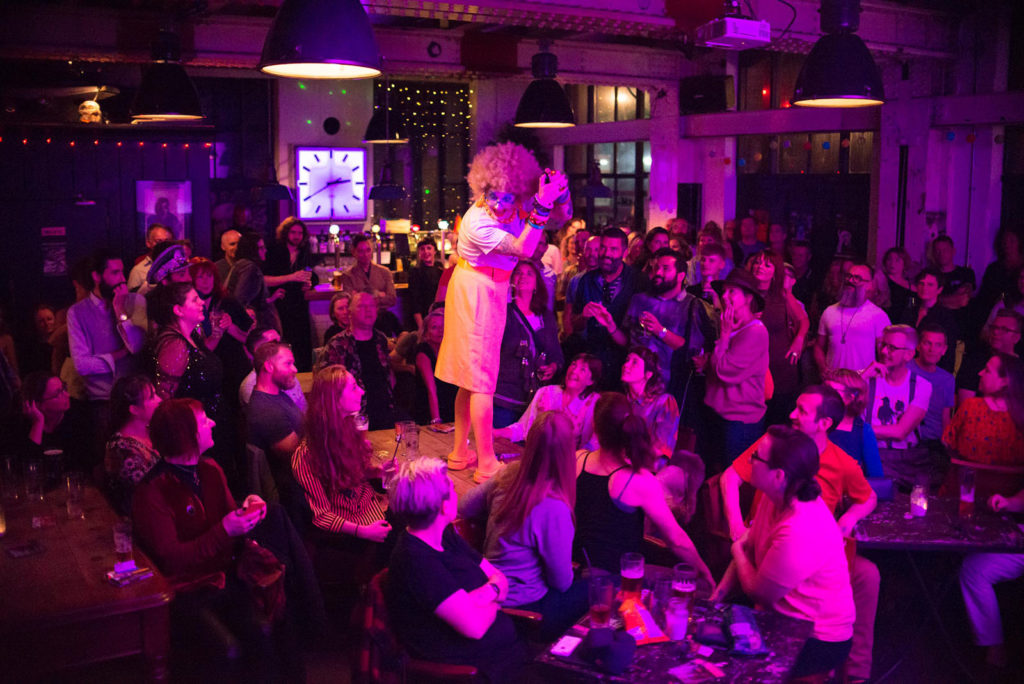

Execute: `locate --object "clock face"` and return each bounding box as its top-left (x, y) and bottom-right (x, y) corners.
top-left (295, 147), bottom-right (367, 221)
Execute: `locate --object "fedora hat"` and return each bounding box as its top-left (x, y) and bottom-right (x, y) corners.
top-left (712, 268), bottom-right (765, 312)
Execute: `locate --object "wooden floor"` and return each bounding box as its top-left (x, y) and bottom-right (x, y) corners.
top-left (366, 424), bottom-right (522, 497)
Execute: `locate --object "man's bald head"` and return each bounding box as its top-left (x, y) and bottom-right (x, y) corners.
top-left (221, 230), bottom-right (242, 260)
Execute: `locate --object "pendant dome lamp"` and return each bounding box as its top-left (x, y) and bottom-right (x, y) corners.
top-left (260, 0), bottom-right (381, 80)
top-left (131, 31), bottom-right (203, 121)
top-left (514, 49), bottom-right (575, 128)
top-left (792, 0), bottom-right (884, 108)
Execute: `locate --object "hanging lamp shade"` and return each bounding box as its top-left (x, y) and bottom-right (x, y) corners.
top-left (260, 0), bottom-right (381, 79)
top-left (368, 163), bottom-right (407, 201)
top-left (514, 52), bottom-right (575, 128)
top-left (131, 32), bottom-right (203, 121)
top-left (792, 32), bottom-right (884, 107)
top-left (363, 107), bottom-right (408, 144)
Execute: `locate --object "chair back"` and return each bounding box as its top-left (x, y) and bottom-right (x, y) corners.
top-left (245, 443), bottom-right (280, 504)
top-left (454, 517), bottom-right (486, 553)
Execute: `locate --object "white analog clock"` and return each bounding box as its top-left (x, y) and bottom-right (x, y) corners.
top-left (295, 147), bottom-right (367, 221)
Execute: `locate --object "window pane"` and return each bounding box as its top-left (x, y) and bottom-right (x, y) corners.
top-left (615, 87), bottom-right (638, 121)
top-left (643, 142), bottom-right (651, 173)
top-left (778, 134), bottom-right (808, 174)
top-left (849, 131), bottom-right (874, 174)
top-left (595, 86), bottom-right (615, 123)
top-left (565, 144), bottom-right (587, 175)
top-left (810, 133), bottom-right (840, 174)
top-left (595, 142), bottom-right (614, 174)
top-left (738, 135), bottom-right (770, 174)
top-left (616, 142), bottom-right (636, 175)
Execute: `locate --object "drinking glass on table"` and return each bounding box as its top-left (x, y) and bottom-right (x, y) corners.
top-left (353, 413), bottom-right (369, 432)
top-left (66, 471), bottom-right (85, 520)
top-left (25, 459), bottom-right (44, 502)
top-left (672, 563), bottom-right (698, 610)
top-left (620, 552), bottom-right (644, 602)
top-left (589, 575), bottom-right (614, 628)
top-left (663, 598), bottom-right (690, 641)
top-left (397, 420), bottom-right (419, 460)
top-left (1, 455), bottom-right (19, 501)
top-left (959, 467), bottom-right (976, 520)
top-left (113, 519), bottom-right (134, 566)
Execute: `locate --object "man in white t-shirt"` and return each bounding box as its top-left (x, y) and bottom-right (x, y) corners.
top-left (862, 325), bottom-right (932, 449)
top-left (815, 262), bottom-right (891, 376)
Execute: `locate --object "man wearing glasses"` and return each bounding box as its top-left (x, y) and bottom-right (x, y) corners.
top-left (815, 262), bottom-right (891, 378)
top-left (861, 325), bottom-right (932, 450)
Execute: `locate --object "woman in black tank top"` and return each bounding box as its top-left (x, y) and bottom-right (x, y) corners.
top-left (574, 393), bottom-right (715, 586)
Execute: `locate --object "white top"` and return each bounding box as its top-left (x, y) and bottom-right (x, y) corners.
top-left (818, 300), bottom-right (890, 374)
top-left (127, 257), bottom-right (154, 295)
top-left (750, 495), bottom-right (856, 642)
top-left (456, 202), bottom-right (523, 272)
top-left (866, 371), bottom-right (932, 449)
top-left (501, 384), bottom-right (599, 451)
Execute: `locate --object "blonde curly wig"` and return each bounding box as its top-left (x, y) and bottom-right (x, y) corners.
top-left (466, 142), bottom-right (543, 205)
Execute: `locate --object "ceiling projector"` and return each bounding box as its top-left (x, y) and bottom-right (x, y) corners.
top-left (696, 16), bottom-right (772, 50)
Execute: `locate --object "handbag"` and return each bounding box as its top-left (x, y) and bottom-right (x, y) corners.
top-left (236, 538), bottom-right (287, 623)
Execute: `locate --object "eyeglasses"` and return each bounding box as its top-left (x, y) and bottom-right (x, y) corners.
top-left (878, 342), bottom-right (912, 353)
top-left (990, 325), bottom-right (1021, 335)
top-left (750, 450), bottom-right (769, 466)
top-left (484, 191), bottom-right (517, 206)
top-left (41, 383), bottom-right (68, 402)
top-left (845, 274), bottom-right (870, 285)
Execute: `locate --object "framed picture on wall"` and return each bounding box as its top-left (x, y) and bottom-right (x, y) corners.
top-left (136, 181), bottom-right (192, 241)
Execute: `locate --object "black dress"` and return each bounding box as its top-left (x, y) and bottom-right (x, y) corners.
top-left (198, 292), bottom-right (254, 401)
top-left (265, 243), bottom-right (319, 371)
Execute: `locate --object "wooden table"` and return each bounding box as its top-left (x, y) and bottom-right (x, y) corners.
top-left (366, 424), bottom-right (523, 497)
top-left (854, 492), bottom-right (1024, 553)
top-left (0, 485), bottom-right (173, 681)
top-left (534, 599), bottom-right (813, 683)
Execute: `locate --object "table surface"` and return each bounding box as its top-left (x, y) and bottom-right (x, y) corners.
top-left (534, 599), bottom-right (813, 683)
top-left (0, 485), bottom-right (172, 630)
top-left (366, 424), bottom-right (523, 497)
top-left (853, 492), bottom-right (1024, 553)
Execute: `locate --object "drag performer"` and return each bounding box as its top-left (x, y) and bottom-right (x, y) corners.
top-left (436, 142), bottom-right (570, 482)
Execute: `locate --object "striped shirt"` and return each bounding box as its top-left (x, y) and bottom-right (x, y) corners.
top-left (292, 441), bottom-right (387, 533)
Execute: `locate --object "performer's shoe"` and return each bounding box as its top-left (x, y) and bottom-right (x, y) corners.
top-left (446, 450), bottom-right (477, 471)
top-left (472, 462), bottom-right (504, 484)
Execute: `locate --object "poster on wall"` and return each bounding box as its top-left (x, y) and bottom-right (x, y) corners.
top-left (136, 181), bottom-right (192, 241)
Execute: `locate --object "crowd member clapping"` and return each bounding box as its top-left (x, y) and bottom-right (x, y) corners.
top-left (460, 412), bottom-right (587, 639)
top-left (495, 353), bottom-right (602, 450)
top-left (620, 347), bottom-right (679, 460)
top-left (104, 373), bottom-right (162, 514)
top-left (493, 259), bottom-right (563, 428)
top-left (712, 426), bottom-right (856, 680)
top-left (574, 393), bottom-right (712, 584)
top-left (386, 457), bottom-right (526, 683)
top-left (943, 352), bottom-right (1024, 466)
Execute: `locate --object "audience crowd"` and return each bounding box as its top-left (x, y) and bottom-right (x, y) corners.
top-left (3, 209), bottom-right (1024, 682)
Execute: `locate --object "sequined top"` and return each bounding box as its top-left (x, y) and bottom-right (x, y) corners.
top-left (105, 432), bottom-right (161, 515)
top-left (150, 327), bottom-right (225, 419)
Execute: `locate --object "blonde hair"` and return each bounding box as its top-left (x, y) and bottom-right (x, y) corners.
top-left (389, 457), bottom-right (452, 529)
top-left (466, 142), bottom-right (542, 205)
top-left (304, 365), bottom-right (372, 493)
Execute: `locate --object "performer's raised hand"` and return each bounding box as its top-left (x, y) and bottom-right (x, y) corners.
top-left (537, 168), bottom-right (569, 207)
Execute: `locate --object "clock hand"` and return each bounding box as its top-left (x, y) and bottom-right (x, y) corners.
top-left (302, 177), bottom-right (351, 202)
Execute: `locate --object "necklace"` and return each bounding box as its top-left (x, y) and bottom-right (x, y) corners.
top-left (840, 305), bottom-right (859, 344)
top-left (165, 461), bottom-right (200, 487)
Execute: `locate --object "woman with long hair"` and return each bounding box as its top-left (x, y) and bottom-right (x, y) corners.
top-left (495, 353), bottom-right (602, 450)
top-left (415, 310), bottom-right (458, 425)
top-left (460, 412), bottom-right (587, 638)
top-left (323, 291), bottom-right (352, 345)
top-left (873, 246), bottom-right (914, 319)
top-left (189, 256), bottom-right (254, 394)
top-left (748, 249), bottom-right (809, 426)
top-left (711, 425), bottom-right (855, 680)
top-left (104, 373), bottom-right (162, 514)
top-left (226, 232), bottom-right (283, 332)
top-left (493, 259), bottom-right (564, 428)
top-left (574, 393), bottom-right (712, 584)
top-left (824, 369), bottom-right (884, 477)
top-left (620, 347), bottom-right (679, 460)
top-left (943, 352), bottom-right (1024, 466)
top-left (265, 217), bottom-right (317, 371)
top-left (291, 365), bottom-right (392, 545)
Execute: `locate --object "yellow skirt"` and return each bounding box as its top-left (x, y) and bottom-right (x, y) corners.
top-left (436, 262), bottom-right (510, 394)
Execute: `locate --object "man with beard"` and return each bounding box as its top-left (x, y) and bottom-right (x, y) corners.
top-left (67, 248), bottom-right (148, 460)
top-left (605, 249), bottom-right (716, 402)
top-left (571, 227), bottom-right (645, 387)
top-left (815, 262), bottom-right (890, 377)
